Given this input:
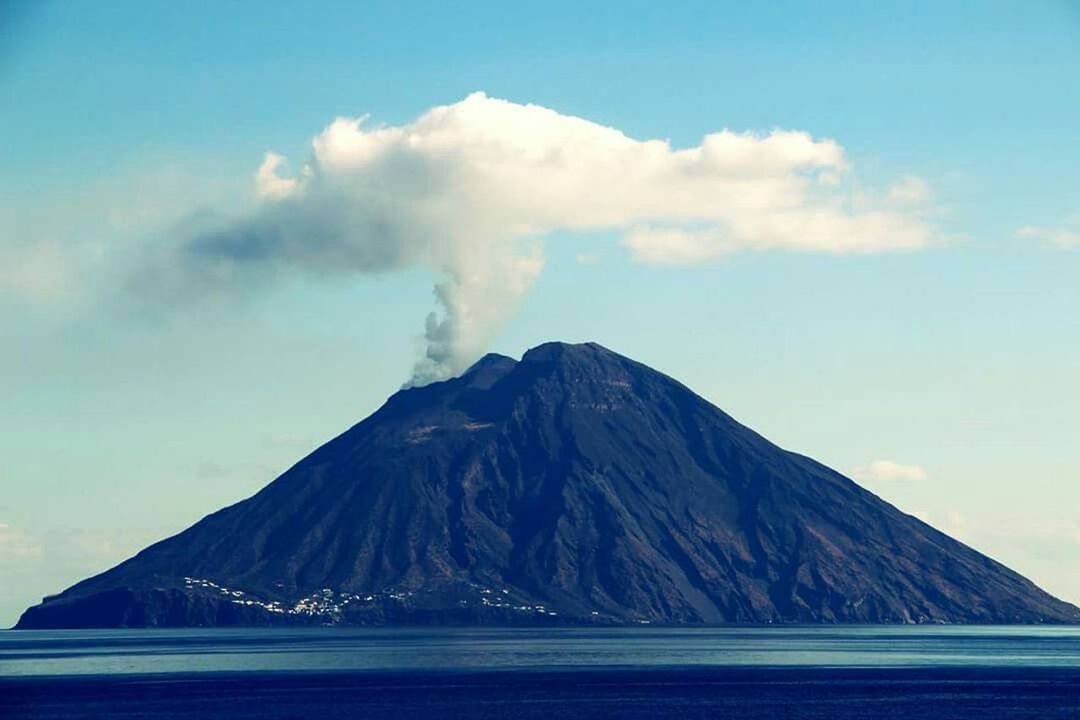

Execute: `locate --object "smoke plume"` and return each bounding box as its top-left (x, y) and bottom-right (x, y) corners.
top-left (175, 92), bottom-right (937, 385)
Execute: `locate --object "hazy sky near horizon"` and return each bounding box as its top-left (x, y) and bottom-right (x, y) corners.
top-left (2, 1), bottom-right (1080, 627)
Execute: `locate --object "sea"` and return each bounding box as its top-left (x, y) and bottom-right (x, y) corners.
top-left (3, 626), bottom-right (1080, 718)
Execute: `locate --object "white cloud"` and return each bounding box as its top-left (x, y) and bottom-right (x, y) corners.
top-left (255, 152), bottom-right (301, 200)
top-left (888, 175), bottom-right (931, 205)
top-left (0, 521), bottom-right (172, 571)
top-left (865, 504), bottom-right (1080, 605)
top-left (172, 92), bottom-right (940, 384)
top-left (943, 510), bottom-right (968, 540)
top-left (0, 238), bottom-right (69, 303)
top-left (850, 459), bottom-right (929, 483)
top-left (0, 523), bottom-right (42, 561)
top-left (902, 509), bottom-right (965, 540)
top-left (1016, 224), bottom-right (1080, 248)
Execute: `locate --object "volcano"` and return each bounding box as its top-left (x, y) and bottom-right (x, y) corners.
top-left (17, 342), bottom-right (1079, 628)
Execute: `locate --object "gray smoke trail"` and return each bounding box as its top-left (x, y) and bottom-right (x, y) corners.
top-left (162, 92), bottom-right (934, 385)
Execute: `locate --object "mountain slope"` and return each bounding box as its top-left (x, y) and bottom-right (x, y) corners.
top-left (17, 342), bottom-right (1079, 628)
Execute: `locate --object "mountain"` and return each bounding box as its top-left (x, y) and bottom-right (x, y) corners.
top-left (17, 342), bottom-right (1079, 628)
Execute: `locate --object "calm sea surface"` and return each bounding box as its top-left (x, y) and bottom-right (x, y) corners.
top-left (3, 626), bottom-right (1080, 718)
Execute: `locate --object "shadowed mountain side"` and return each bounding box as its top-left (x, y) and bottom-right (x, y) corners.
top-left (18, 342), bottom-right (1080, 628)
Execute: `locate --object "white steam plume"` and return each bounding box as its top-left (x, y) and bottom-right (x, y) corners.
top-left (177, 92), bottom-right (938, 385)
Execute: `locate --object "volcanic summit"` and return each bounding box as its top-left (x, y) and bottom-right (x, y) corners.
top-left (17, 342), bottom-right (1079, 628)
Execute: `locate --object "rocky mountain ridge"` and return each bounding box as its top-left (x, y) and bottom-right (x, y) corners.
top-left (17, 342), bottom-right (1080, 628)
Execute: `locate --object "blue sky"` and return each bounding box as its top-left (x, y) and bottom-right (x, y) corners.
top-left (2, 1), bottom-right (1079, 626)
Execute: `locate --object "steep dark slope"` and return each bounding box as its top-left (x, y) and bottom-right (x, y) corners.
top-left (17, 342), bottom-right (1080, 628)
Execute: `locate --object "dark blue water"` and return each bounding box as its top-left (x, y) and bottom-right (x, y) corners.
top-left (3, 627), bottom-right (1080, 718)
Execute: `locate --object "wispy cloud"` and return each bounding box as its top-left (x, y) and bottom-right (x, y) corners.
top-left (907, 508), bottom-right (1080, 603)
top-left (1016, 223), bottom-right (1080, 248)
top-left (0, 160), bottom-right (246, 308)
top-left (850, 459), bottom-right (929, 483)
top-left (0, 239), bottom-right (70, 303)
top-left (0, 522), bottom-right (43, 561)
